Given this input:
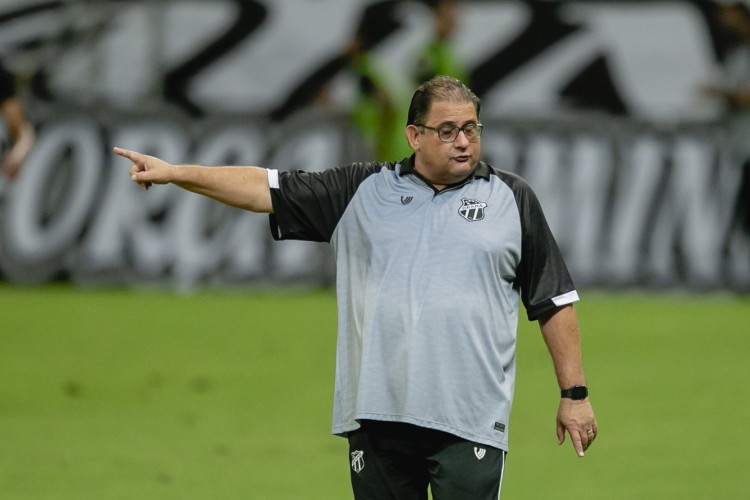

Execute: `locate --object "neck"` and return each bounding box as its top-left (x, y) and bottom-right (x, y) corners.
top-left (413, 164), bottom-right (470, 192)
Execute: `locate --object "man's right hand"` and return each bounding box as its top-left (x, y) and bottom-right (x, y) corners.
top-left (113, 147), bottom-right (175, 190)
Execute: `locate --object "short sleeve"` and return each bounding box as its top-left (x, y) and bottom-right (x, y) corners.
top-left (269, 162), bottom-right (385, 242)
top-left (498, 171), bottom-right (578, 321)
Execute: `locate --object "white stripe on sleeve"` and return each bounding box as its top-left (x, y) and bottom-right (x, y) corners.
top-left (267, 169), bottom-right (279, 189)
top-left (552, 290), bottom-right (580, 307)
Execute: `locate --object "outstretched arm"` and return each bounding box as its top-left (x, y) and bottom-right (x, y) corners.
top-left (113, 147), bottom-right (273, 213)
top-left (539, 304), bottom-right (598, 457)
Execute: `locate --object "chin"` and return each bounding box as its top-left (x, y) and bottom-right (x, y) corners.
top-left (451, 160), bottom-right (476, 174)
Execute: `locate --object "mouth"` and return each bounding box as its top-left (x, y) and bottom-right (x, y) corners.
top-left (452, 155), bottom-right (472, 164)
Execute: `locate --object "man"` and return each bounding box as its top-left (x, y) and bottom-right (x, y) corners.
top-left (114, 76), bottom-right (597, 500)
top-left (1, 59), bottom-right (35, 182)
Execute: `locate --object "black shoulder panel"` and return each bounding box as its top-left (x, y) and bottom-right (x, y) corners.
top-left (270, 162), bottom-right (392, 242)
top-left (490, 167), bottom-right (577, 321)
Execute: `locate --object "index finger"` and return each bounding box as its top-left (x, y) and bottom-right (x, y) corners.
top-left (113, 147), bottom-right (144, 163)
top-left (570, 430), bottom-right (585, 457)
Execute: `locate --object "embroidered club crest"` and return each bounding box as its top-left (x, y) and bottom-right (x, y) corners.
top-left (458, 198), bottom-right (487, 222)
top-left (351, 450), bottom-right (365, 473)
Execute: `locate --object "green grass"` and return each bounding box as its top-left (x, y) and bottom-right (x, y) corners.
top-left (1, 285), bottom-right (748, 499)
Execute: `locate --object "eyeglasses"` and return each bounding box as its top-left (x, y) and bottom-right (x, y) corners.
top-left (415, 122), bottom-right (483, 142)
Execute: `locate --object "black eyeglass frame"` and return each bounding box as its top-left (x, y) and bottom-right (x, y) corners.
top-left (414, 122), bottom-right (484, 142)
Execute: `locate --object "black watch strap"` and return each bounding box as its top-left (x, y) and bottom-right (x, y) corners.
top-left (561, 385), bottom-right (588, 400)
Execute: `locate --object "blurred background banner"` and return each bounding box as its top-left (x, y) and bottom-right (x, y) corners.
top-left (0, 0), bottom-right (748, 290)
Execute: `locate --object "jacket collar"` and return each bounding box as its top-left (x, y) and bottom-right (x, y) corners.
top-left (397, 154), bottom-right (491, 182)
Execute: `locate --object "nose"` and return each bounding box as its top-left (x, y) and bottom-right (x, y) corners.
top-left (453, 129), bottom-right (470, 147)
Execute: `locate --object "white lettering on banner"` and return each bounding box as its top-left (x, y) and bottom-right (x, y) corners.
top-left (78, 122), bottom-right (274, 288)
top-left (564, 134), bottom-right (613, 284)
top-left (0, 118), bottom-right (102, 282)
top-left (267, 122), bottom-right (341, 284)
top-left (78, 123), bottom-right (190, 280)
top-left (604, 134), bottom-right (666, 285)
top-left (521, 134), bottom-right (567, 235)
top-left (484, 126), bottom-right (750, 290)
top-left (3, 1), bottom-right (749, 290)
top-left (171, 126), bottom-right (267, 289)
top-left (0, 114), bottom-right (748, 290)
top-left (650, 135), bottom-right (728, 287)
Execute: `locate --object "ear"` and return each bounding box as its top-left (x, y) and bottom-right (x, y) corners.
top-left (405, 125), bottom-right (421, 152)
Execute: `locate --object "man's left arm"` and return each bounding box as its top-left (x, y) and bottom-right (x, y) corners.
top-left (539, 304), bottom-right (597, 457)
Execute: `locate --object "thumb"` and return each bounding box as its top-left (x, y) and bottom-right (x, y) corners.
top-left (556, 420), bottom-right (565, 445)
top-left (131, 170), bottom-right (153, 190)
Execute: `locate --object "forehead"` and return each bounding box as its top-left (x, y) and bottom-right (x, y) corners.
top-left (426, 100), bottom-right (478, 125)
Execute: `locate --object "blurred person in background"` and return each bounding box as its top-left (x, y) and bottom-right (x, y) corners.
top-left (347, 0), bottom-right (472, 161)
top-left (700, 0), bottom-right (750, 235)
top-left (347, 23), bottom-right (413, 162)
top-left (272, 0), bottom-right (470, 162)
top-left (114, 75), bottom-right (597, 499)
top-left (351, 0), bottom-right (469, 161)
top-left (0, 58), bottom-right (35, 182)
top-left (270, 0), bottom-right (413, 161)
top-left (413, 0), bottom-right (467, 85)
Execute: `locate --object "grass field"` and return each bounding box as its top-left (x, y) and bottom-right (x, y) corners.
top-left (1, 285), bottom-right (748, 499)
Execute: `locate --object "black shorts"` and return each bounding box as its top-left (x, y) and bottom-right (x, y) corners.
top-left (347, 420), bottom-right (507, 500)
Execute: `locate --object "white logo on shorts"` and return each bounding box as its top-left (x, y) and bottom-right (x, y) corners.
top-left (474, 447), bottom-right (487, 460)
top-left (351, 450), bottom-right (365, 473)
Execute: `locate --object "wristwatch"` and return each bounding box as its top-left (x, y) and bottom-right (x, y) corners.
top-left (560, 385), bottom-right (588, 400)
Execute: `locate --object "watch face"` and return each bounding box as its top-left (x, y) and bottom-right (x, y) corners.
top-left (570, 386), bottom-right (588, 399)
top-left (562, 386), bottom-right (588, 399)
